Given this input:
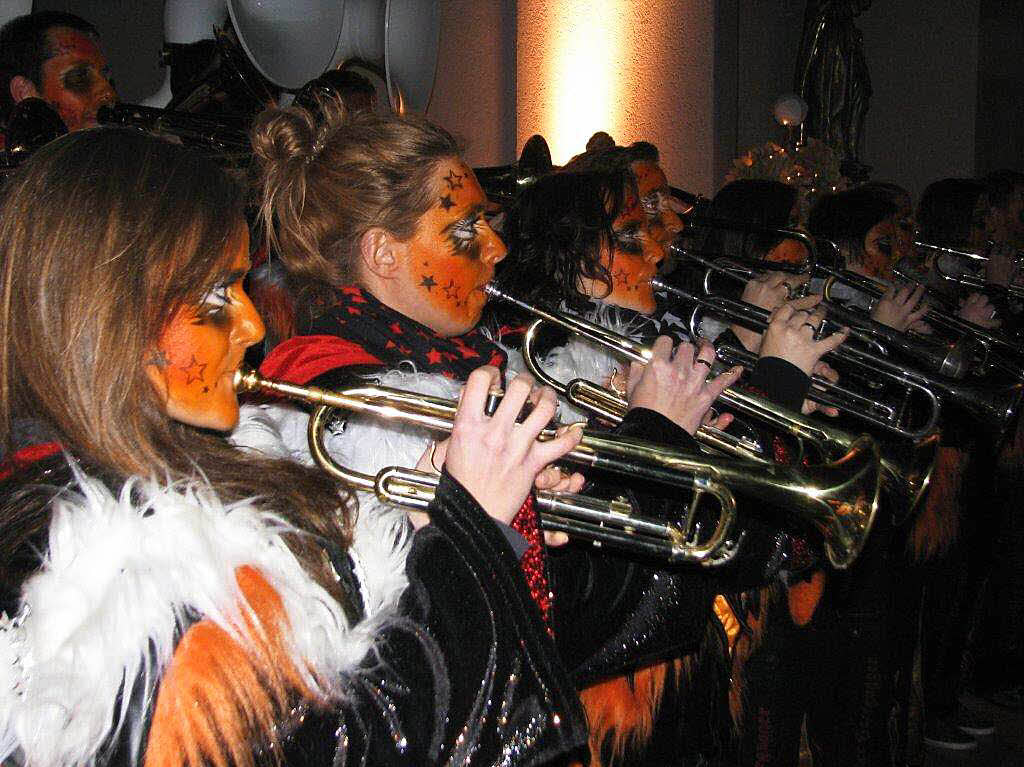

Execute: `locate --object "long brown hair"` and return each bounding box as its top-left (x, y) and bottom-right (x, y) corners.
top-left (0, 128), bottom-right (353, 588)
top-left (251, 99), bottom-right (459, 310)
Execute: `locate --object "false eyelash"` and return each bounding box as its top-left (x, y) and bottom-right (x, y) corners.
top-left (449, 217), bottom-right (481, 253)
top-left (641, 193), bottom-right (662, 216)
top-left (198, 284), bottom-right (232, 318)
top-left (614, 229), bottom-right (644, 255)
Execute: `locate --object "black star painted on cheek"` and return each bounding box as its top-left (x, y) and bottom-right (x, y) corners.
top-left (439, 194), bottom-right (455, 211)
top-left (442, 279), bottom-right (459, 299)
top-left (420, 275), bottom-right (437, 292)
top-left (443, 170), bottom-right (464, 191)
top-left (180, 355), bottom-right (207, 384)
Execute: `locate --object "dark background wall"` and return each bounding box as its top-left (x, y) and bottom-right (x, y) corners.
top-left (977, 0), bottom-right (1024, 176)
top-left (26, 1), bottom-right (1024, 199)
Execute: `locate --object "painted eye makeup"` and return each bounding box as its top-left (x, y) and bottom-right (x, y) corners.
top-left (196, 283), bottom-right (232, 322)
top-left (449, 215), bottom-right (482, 254)
top-left (62, 66), bottom-right (91, 94)
top-left (875, 236), bottom-right (893, 257)
top-left (614, 224), bottom-right (644, 255)
top-left (641, 193), bottom-right (661, 218)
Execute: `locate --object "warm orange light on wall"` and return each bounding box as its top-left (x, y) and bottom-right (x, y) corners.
top-left (547, 2), bottom-right (626, 163)
top-left (517, 1), bottom-right (627, 164)
top-left (518, 1), bottom-right (716, 192)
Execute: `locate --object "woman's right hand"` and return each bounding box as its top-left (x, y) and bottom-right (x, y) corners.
top-left (443, 366), bottom-right (584, 526)
top-left (871, 284), bottom-right (929, 332)
top-left (730, 271), bottom-right (808, 352)
top-left (759, 295), bottom-right (849, 376)
top-left (741, 270), bottom-right (808, 312)
top-left (625, 336), bottom-right (743, 436)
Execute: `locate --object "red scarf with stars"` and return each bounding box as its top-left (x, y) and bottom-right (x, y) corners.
top-left (301, 285), bottom-right (507, 379)
top-left (260, 285), bottom-right (554, 630)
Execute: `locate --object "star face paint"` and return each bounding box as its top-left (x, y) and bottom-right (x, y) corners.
top-left (145, 231), bottom-right (265, 431)
top-left (399, 159), bottom-right (507, 336)
top-left (582, 191), bottom-right (664, 313)
top-left (633, 160), bottom-right (683, 248)
top-left (39, 27), bottom-right (116, 132)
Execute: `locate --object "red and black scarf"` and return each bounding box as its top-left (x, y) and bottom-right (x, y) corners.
top-left (306, 285), bottom-right (507, 377)
top-left (261, 285), bottom-right (554, 630)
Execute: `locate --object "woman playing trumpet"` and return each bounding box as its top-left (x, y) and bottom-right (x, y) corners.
top-left (493, 146), bottom-right (857, 764)
top-left (0, 127), bottom-right (594, 765)
top-left (245, 103), bottom-right (837, 767)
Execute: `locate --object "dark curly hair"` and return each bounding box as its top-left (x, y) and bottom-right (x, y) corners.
top-left (809, 188), bottom-right (896, 267)
top-left (495, 169), bottom-right (633, 316)
top-left (699, 179), bottom-right (799, 261)
top-left (916, 178), bottom-right (984, 246)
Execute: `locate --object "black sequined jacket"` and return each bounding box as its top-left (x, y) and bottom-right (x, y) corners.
top-left (0, 448), bottom-right (589, 767)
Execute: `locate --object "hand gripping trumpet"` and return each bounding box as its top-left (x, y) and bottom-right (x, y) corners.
top-left (235, 367), bottom-right (882, 569)
top-left (483, 282), bottom-right (932, 523)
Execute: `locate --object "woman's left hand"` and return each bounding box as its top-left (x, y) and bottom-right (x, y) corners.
top-left (802, 360), bottom-right (840, 417)
top-left (958, 291), bottom-right (1002, 329)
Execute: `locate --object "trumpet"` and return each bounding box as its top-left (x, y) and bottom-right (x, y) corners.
top-left (483, 283), bottom-right (933, 522)
top-left (235, 367), bottom-right (881, 569)
top-left (916, 239), bottom-right (1024, 302)
top-left (816, 255), bottom-right (1024, 380)
top-left (652, 275), bottom-right (1023, 441)
top-left (683, 245), bottom-right (976, 380)
top-left (97, 103), bottom-right (251, 163)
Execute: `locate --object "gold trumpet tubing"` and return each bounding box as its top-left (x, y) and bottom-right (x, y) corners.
top-left (236, 367), bottom-right (881, 568)
top-left (521, 319), bottom-right (768, 463)
top-left (332, 449), bottom-right (731, 564)
top-left (286, 372), bottom-right (741, 565)
top-left (505, 285), bottom-right (886, 463)
top-left (651, 277), bottom-right (944, 441)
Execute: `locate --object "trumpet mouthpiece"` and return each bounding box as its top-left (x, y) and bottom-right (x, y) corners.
top-left (233, 366), bottom-right (260, 393)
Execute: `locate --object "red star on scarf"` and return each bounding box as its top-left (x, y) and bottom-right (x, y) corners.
top-left (426, 349), bottom-right (442, 365)
top-left (453, 339), bottom-right (479, 358)
top-left (390, 322), bottom-right (403, 334)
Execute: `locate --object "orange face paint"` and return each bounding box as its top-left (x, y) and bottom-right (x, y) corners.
top-left (401, 159), bottom-right (507, 336)
top-left (765, 237), bottom-right (810, 265)
top-left (859, 216), bottom-right (901, 280)
top-left (146, 231), bottom-right (265, 431)
top-left (632, 160), bottom-right (683, 248)
top-left (39, 27), bottom-right (116, 132)
top-left (582, 192), bottom-right (664, 313)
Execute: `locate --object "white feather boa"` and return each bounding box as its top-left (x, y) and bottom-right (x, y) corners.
top-left (0, 455), bottom-right (409, 767)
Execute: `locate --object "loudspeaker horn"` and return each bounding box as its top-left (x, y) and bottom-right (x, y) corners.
top-left (227, 0), bottom-right (438, 112)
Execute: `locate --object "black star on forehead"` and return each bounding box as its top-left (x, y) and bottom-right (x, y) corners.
top-left (439, 194), bottom-right (455, 211)
top-left (443, 169), bottom-right (464, 190)
top-left (420, 275), bottom-right (437, 291)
